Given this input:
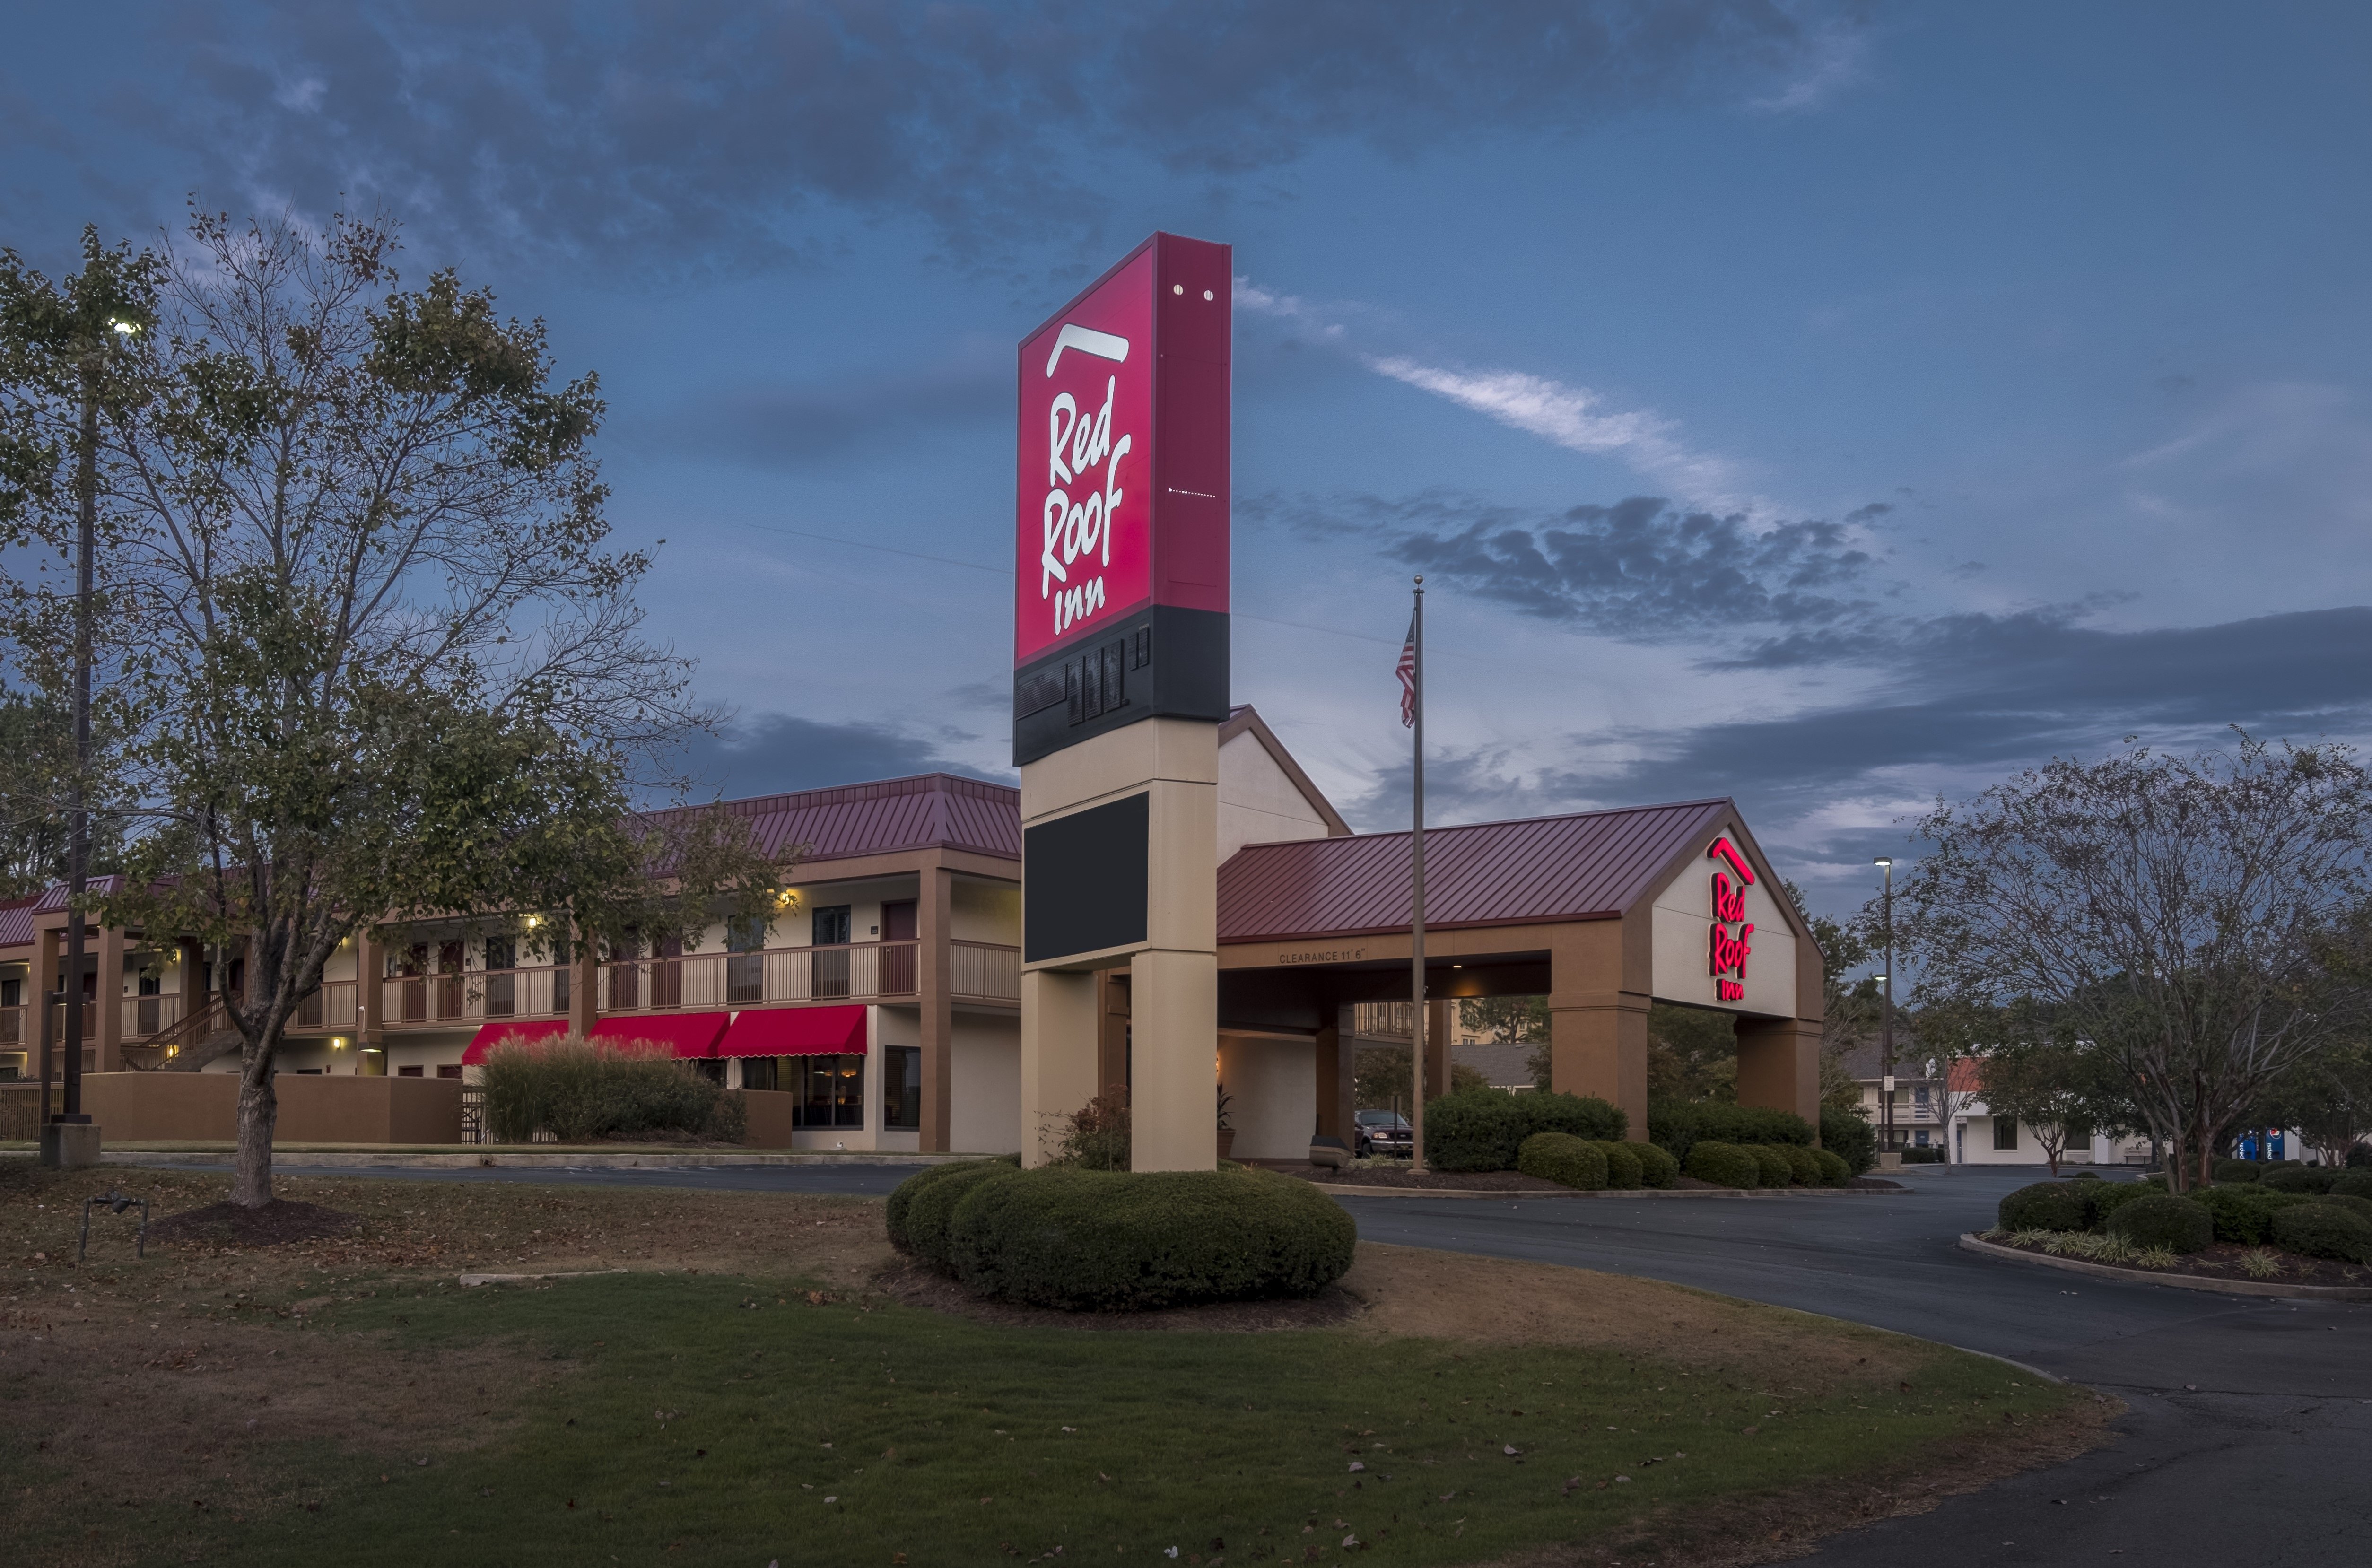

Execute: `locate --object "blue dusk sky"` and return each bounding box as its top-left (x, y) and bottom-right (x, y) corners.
top-left (6, 1), bottom-right (2369, 920)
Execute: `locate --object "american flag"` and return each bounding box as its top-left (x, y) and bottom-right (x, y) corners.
top-left (1396, 613), bottom-right (1418, 728)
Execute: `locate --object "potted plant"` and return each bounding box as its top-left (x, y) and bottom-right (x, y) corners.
top-left (1216, 1082), bottom-right (1235, 1160)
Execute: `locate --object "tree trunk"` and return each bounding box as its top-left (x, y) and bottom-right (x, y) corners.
top-left (233, 1050), bottom-right (278, 1208)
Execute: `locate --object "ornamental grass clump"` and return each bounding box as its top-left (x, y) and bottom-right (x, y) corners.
top-left (478, 1039), bottom-right (743, 1144)
top-left (1516, 1132), bottom-right (1607, 1192)
top-left (1684, 1140), bottom-right (1759, 1189)
top-left (2104, 1193), bottom-right (2214, 1255)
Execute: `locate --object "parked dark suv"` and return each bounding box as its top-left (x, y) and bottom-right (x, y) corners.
top-left (1355, 1109), bottom-right (1414, 1158)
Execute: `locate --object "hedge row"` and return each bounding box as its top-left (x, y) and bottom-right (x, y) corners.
top-left (1512, 1133), bottom-right (1683, 1192)
top-left (1679, 1139), bottom-right (1849, 1189)
top-left (1995, 1176), bottom-right (2372, 1259)
top-left (887, 1159), bottom-right (1356, 1312)
top-left (1425, 1089), bottom-right (1626, 1172)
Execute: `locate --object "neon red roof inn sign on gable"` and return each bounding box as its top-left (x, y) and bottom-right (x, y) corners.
top-left (1010, 233), bottom-right (1233, 767)
top-left (1706, 837), bottom-right (1756, 1002)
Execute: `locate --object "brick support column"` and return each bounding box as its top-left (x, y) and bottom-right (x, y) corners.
top-left (917, 861), bottom-right (954, 1152)
top-left (1313, 1003), bottom-right (1353, 1145)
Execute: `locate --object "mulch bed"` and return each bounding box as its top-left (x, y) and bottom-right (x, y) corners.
top-left (147, 1199), bottom-right (362, 1248)
top-left (1989, 1235), bottom-right (2369, 1287)
top-left (871, 1258), bottom-right (1368, 1333)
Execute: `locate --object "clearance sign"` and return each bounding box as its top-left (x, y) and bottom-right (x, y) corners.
top-left (1011, 233), bottom-right (1232, 765)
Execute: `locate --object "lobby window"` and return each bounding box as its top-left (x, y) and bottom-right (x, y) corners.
top-left (794, 1054), bottom-right (864, 1128)
top-left (884, 1047), bottom-right (921, 1130)
top-left (1993, 1115), bottom-right (2019, 1151)
top-left (741, 1054), bottom-right (779, 1092)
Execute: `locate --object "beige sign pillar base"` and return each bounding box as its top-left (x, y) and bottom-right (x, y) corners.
top-left (1020, 718), bottom-right (1219, 1174)
top-left (38, 1121), bottom-right (102, 1169)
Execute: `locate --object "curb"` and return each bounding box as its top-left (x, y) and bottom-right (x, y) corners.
top-left (95, 1150), bottom-right (973, 1171)
top-left (1313, 1183), bottom-right (1910, 1201)
top-left (1955, 1232), bottom-right (2372, 1301)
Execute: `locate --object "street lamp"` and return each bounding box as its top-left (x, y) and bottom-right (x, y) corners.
top-left (1874, 856), bottom-right (1895, 1159)
top-left (55, 316), bottom-right (139, 1133)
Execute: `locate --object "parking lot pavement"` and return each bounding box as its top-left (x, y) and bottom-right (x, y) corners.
top-left (1342, 1166), bottom-right (2372, 1568)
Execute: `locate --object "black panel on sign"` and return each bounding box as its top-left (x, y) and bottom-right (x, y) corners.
top-left (1023, 792), bottom-right (1149, 964)
top-left (1012, 604), bottom-right (1230, 766)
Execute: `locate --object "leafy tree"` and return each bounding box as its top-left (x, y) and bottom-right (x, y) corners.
top-left (1898, 735), bottom-right (2372, 1191)
top-left (0, 212), bottom-right (782, 1206)
top-left (2256, 1037), bottom-right (2372, 1167)
top-left (0, 686), bottom-right (124, 897)
top-left (1645, 1002), bottom-right (1736, 1100)
top-left (1456, 994), bottom-right (1550, 1088)
top-left (1972, 1038), bottom-right (2133, 1177)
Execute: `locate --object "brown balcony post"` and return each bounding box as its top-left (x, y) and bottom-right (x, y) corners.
top-left (33, 925), bottom-right (58, 1109)
top-left (917, 861), bottom-right (953, 1152)
top-left (355, 929), bottom-right (384, 1047)
top-left (95, 921), bottom-right (125, 1071)
top-left (569, 922), bottom-right (599, 1038)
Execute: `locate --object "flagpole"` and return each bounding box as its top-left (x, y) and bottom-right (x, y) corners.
top-left (1409, 576), bottom-right (1427, 1174)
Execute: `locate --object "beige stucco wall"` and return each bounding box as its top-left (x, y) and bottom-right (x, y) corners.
top-left (1218, 729), bottom-right (1333, 863)
top-left (951, 1012), bottom-right (1022, 1155)
top-left (1646, 835), bottom-right (1798, 1018)
top-left (1219, 1032), bottom-right (1317, 1162)
top-left (951, 878), bottom-right (1021, 944)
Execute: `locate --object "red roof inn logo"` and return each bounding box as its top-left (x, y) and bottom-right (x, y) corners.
top-left (1706, 837), bottom-right (1755, 1002)
top-left (1015, 248), bottom-right (1156, 664)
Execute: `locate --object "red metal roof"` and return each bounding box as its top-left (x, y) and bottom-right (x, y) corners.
top-left (642, 773), bottom-right (1020, 869)
top-left (0, 894), bottom-right (38, 949)
top-left (717, 1004), bottom-right (868, 1057)
top-left (1216, 799), bottom-right (1738, 943)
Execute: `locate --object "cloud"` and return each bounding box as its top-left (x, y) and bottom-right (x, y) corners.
top-left (648, 339), bottom-right (1007, 470)
top-left (673, 712), bottom-right (1008, 801)
top-left (1251, 491), bottom-right (1877, 635)
top-left (1366, 357), bottom-right (1752, 508)
top-left (134, 0), bottom-right (1856, 266)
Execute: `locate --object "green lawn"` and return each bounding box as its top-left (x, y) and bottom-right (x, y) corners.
top-left (9, 1267), bottom-right (2081, 1568)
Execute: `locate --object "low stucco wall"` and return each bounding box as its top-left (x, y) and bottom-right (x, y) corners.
top-left (83, 1071), bottom-right (464, 1144)
top-left (741, 1088), bottom-right (800, 1149)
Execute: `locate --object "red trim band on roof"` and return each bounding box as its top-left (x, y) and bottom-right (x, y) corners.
top-left (589, 1012), bottom-right (731, 1059)
top-left (716, 1005), bottom-right (868, 1058)
top-left (461, 1019), bottom-right (570, 1064)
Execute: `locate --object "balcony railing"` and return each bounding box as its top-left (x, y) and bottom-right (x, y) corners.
top-left (596, 939), bottom-right (1021, 1013)
top-left (0, 1004), bottom-right (22, 1049)
top-left (378, 966), bottom-right (568, 1031)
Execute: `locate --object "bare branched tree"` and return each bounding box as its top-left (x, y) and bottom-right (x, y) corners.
top-left (1898, 733), bottom-right (2372, 1191)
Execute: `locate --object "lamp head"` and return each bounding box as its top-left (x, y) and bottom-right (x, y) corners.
top-left (108, 318), bottom-right (138, 338)
top-left (1873, 855), bottom-right (1893, 870)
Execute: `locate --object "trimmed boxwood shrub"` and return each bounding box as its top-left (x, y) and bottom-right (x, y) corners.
top-left (2333, 1170), bottom-right (2372, 1199)
top-left (2349, 1143), bottom-right (2372, 1169)
top-left (890, 1159), bottom-right (1021, 1269)
top-left (943, 1165), bottom-right (1357, 1311)
top-left (1595, 1141), bottom-right (1644, 1190)
top-left (1428, 1088), bottom-right (1626, 1171)
top-left (1649, 1100), bottom-right (1815, 1166)
top-left (1632, 1141), bottom-right (1680, 1189)
top-left (1685, 1140), bottom-right (1760, 1189)
top-left (2087, 1182), bottom-right (2162, 1229)
top-left (1774, 1144), bottom-right (1822, 1187)
top-left (1812, 1148), bottom-right (1851, 1186)
top-left (2263, 1164), bottom-right (2337, 1194)
top-left (2104, 1193), bottom-right (2214, 1255)
top-left (2187, 1183), bottom-right (2308, 1245)
top-left (1747, 1144), bottom-right (1794, 1188)
top-left (2211, 1158), bottom-right (2262, 1184)
top-left (1999, 1181), bottom-right (2089, 1233)
top-left (1517, 1132), bottom-right (1608, 1191)
top-left (2321, 1193), bottom-right (2372, 1225)
top-left (2269, 1204), bottom-right (2372, 1264)
top-left (1820, 1106), bottom-right (1878, 1176)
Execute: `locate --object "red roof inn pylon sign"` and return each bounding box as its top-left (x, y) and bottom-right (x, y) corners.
top-left (1707, 837), bottom-right (1756, 1002)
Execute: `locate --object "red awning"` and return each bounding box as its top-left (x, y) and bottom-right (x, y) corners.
top-left (461, 1019), bottom-right (570, 1064)
top-left (715, 1005), bottom-right (868, 1058)
top-left (589, 1012), bottom-right (731, 1059)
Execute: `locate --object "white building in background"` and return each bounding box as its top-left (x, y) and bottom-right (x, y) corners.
top-left (1840, 1046), bottom-right (2156, 1166)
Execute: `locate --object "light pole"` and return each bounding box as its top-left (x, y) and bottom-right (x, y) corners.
top-left (55, 315), bottom-right (136, 1132)
top-left (1874, 856), bottom-right (1895, 1158)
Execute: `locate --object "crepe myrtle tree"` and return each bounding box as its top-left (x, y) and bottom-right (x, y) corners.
top-left (1967, 1037), bottom-right (2137, 1177)
top-left (0, 210), bottom-right (785, 1206)
top-left (2254, 1035), bottom-right (2372, 1167)
top-left (1897, 733), bottom-right (2372, 1193)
